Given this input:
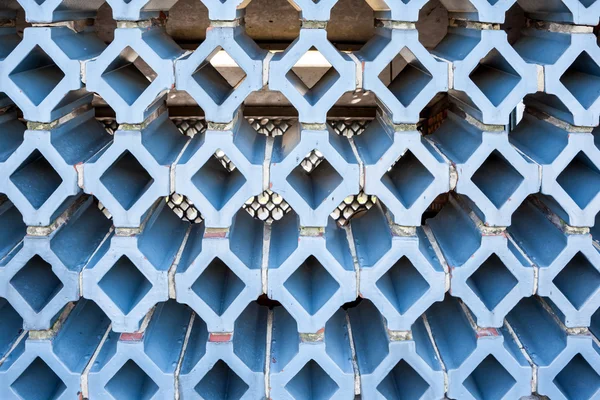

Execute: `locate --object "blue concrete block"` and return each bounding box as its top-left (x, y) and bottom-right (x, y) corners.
top-left (515, 29), bottom-right (600, 127)
top-left (348, 300), bottom-right (445, 400)
top-left (0, 197), bottom-right (110, 330)
top-left (269, 306), bottom-right (355, 400)
top-left (0, 27), bottom-right (105, 123)
top-left (357, 28), bottom-right (448, 124)
top-left (354, 112), bottom-right (450, 226)
top-left (507, 296), bottom-right (600, 400)
top-left (179, 302), bottom-right (267, 399)
top-left (88, 300), bottom-right (192, 399)
top-left (0, 109), bottom-right (110, 227)
top-left (82, 201), bottom-right (188, 332)
top-left (519, 0), bottom-right (600, 26)
top-left (16, 0), bottom-right (106, 23)
top-left (268, 212), bottom-right (356, 333)
top-left (508, 200), bottom-right (600, 328)
top-left (430, 109), bottom-right (539, 226)
top-left (510, 111), bottom-right (600, 227)
top-left (0, 299), bottom-right (110, 400)
top-left (86, 27), bottom-right (184, 124)
top-left (269, 28), bottom-right (356, 124)
top-left (427, 195), bottom-right (535, 327)
top-left (432, 27), bottom-right (537, 125)
top-left (175, 210), bottom-right (263, 332)
top-left (106, 0), bottom-right (179, 21)
top-left (175, 112), bottom-right (265, 228)
top-left (84, 110), bottom-right (188, 228)
top-left (350, 204), bottom-right (446, 331)
top-left (175, 25), bottom-right (266, 123)
top-left (426, 296), bottom-right (532, 400)
top-left (270, 123), bottom-right (359, 227)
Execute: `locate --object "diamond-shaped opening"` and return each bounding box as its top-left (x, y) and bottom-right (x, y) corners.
top-left (554, 353), bottom-right (600, 400)
top-left (579, 0), bottom-right (597, 7)
top-left (10, 150), bottom-right (63, 210)
top-left (100, 151), bottom-right (154, 211)
top-left (377, 359), bottom-right (430, 400)
top-left (376, 256), bottom-right (430, 315)
top-left (9, 45), bottom-right (65, 106)
top-left (191, 257), bottom-right (245, 316)
top-left (560, 52), bottom-right (600, 109)
top-left (98, 256), bottom-right (153, 315)
top-left (469, 49), bottom-right (521, 107)
top-left (101, 46), bottom-right (156, 106)
top-left (10, 255), bottom-right (63, 313)
top-left (286, 47), bottom-right (341, 106)
top-left (464, 355), bottom-right (516, 400)
top-left (471, 150), bottom-right (524, 209)
top-left (284, 256), bottom-right (340, 315)
top-left (381, 150), bottom-right (434, 208)
top-left (11, 357), bottom-right (66, 400)
top-left (105, 359), bottom-right (159, 400)
top-left (286, 360), bottom-right (339, 400)
top-left (195, 360), bottom-right (249, 400)
top-left (287, 152), bottom-right (343, 210)
top-left (467, 254), bottom-right (517, 311)
top-left (557, 152), bottom-right (600, 209)
top-left (553, 252), bottom-right (600, 310)
top-left (191, 152), bottom-right (246, 211)
top-left (192, 46), bottom-right (247, 106)
top-left (378, 48), bottom-right (433, 107)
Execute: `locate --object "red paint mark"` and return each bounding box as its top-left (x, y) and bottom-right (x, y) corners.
top-left (477, 327), bottom-right (500, 338)
top-left (120, 332), bottom-right (144, 341)
top-left (205, 231), bottom-right (226, 239)
top-left (209, 333), bottom-right (232, 342)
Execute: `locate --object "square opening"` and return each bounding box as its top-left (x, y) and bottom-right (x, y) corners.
top-left (471, 150), bottom-right (524, 209)
top-left (377, 359), bottom-right (429, 400)
top-left (11, 357), bottom-right (66, 400)
top-left (10, 255), bottom-right (63, 313)
top-left (100, 151), bottom-right (154, 211)
top-left (469, 49), bottom-right (521, 107)
top-left (10, 150), bottom-right (63, 210)
top-left (376, 256), bottom-right (430, 315)
top-left (191, 151), bottom-right (246, 211)
top-left (101, 47), bottom-right (156, 106)
top-left (191, 257), bottom-right (245, 316)
top-left (284, 256), bottom-right (340, 315)
top-left (285, 47), bottom-right (341, 106)
top-left (467, 254), bottom-right (518, 311)
top-left (195, 360), bottom-right (249, 400)
top-left (381, 150), bottom-right (434, 208)
top-left (287, 151), bottom-right (343, 210)
top-left (98, 256), bottom-right (153, 315)
top-left (192, 47), bottom-right (247, 106)
top-left (286, 360), bottom-right (339, 400)
top-left (379, 48), bottom-right (433, 107)
top-left (464, 355), bottom-right (516, 400)
top-left (557, 152), bottom-right (600, 209)
top-left (554, 353), bottom-right (600, 400)
top-left (553, 252), bottom-right (600, 310)
top-left (560, 51), bottom-right (600, 109)
top-left (106, 359), bottom-right (159, 400)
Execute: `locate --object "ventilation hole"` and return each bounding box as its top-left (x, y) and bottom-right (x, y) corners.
top-left (467, 254), bottom-right (518, 311)
top-left (286, 360), bottom-right (339, 400)
top-left (556, 152), bottom-right (600, 209)
top-left (101, 46), bottom-right (156, 106)
top-left (287, 152), bottom-right (343, 210)
top-left (471, 150), bottom-right (524, 208)
top-left (463, 355), bottom-right (516, 400)
top-left (105, 360), bottom-right (159, 400)
top-left (9, 45), bottom-right (65, 106)
top-left (194, 360), bottom-right (249, 400)
top-left (554, 353), bottom-right (600, 400)
top-left (100, 151), bottom-right (154, 211)
top-left (192, 47), bottom-right (247, 105)
top-left (553, 252), bottom-right (600, 310)
top-left (10, 255), bottom-right (63, 313)
top-left (377, 359), bottom-right (430, 400)
top-left (379, 47), bottom-right (433, 107)
top-left (286, 47), bottom-right (341, 106)
top-left (376, 256), bottom-right (430, 314)
top-left (191, 257), bottom-right (245, 316)
top-left (469, 49), bottom-right (521, 107)
top-left (10, 150), bottom-right (63, 210)
top-left (191, 152), bottom-right (246, 210)
top-left (381, 150), bottom-right (434, 208)
top-left (560, 52), bottom-right (600, 109)
top-left (98, 256), bottom-right (153, 315)
top-left (11, 357), bottom-right (66, 400)
top-left (284, 256), bottom-right (340, 315)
